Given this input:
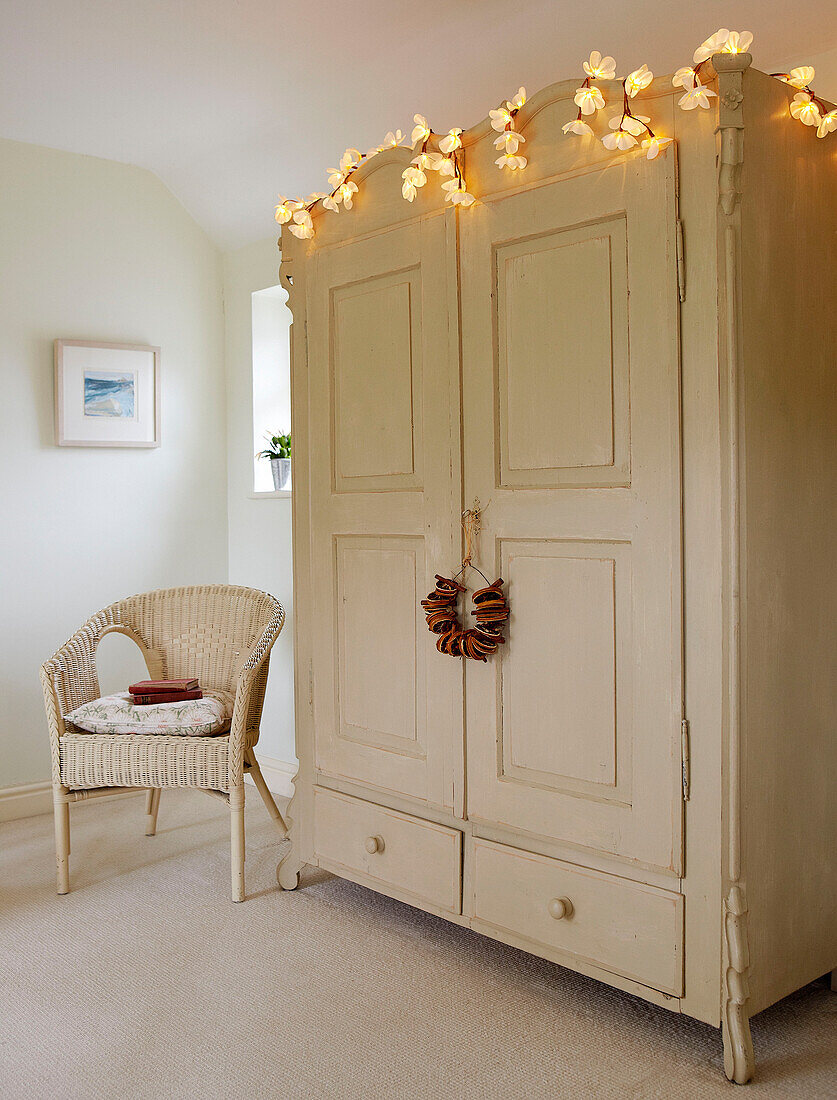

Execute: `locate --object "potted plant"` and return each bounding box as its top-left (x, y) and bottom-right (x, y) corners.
top-left (256, 431), bottom-right (291, 491)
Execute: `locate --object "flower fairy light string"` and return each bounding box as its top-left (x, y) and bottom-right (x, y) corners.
top-left (402, 120), bottom-right (475, 207)
top-left (605, 65), bottom-right (671, 159)
top-left (277, 28), bottom-right (831, 241)
top-left (563, 52), bottom-right (671, 159)
top-left (562, 51), bottom-right (615, 138)
top-left (490, 87), bottom-right (528, 171)
top-left (671, 27), bottom-right (753, 111)
top-left (771, 67), bottom-right (837, 138)
top-left (275, 136), bottom-right (400, 238)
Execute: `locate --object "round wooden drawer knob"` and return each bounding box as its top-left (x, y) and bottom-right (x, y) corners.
top-left (364, 835), bottom-right (385, 854)
top-left (547, 896), bottom-right (573, 921)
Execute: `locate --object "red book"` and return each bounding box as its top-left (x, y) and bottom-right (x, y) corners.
top-left (131, 690), bottom-right (203, 705)
top-left (128, 679), bottom-right (199, 695)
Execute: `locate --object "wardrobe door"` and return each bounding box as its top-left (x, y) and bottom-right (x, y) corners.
top-left (460, 153), bottom-right (684, 872)
top-left (305, 212), bottom-right (463, 811)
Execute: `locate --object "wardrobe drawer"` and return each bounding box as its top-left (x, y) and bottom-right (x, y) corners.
top-left (313, 787), bottom-right (462, 914)
top-left (471, 838), bottom-right (683, 995)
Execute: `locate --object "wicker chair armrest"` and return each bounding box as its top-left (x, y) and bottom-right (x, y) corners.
top-left (241, 601), bottom-right (286, 673)
top-left (40, 614), bottom-right (110, 786)
top-left (227, 601), bottom-right (285, 785)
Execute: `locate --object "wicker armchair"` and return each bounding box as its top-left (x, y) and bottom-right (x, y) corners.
top-left (40, 584), bottom-right (287, 902)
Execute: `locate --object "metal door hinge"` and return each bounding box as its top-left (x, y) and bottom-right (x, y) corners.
top-left (676, 220), bottom-right (686, 302)
top-left (681, 718), bottom-right (691, 801)
top-left (308, 659), bottom-right (314, 710)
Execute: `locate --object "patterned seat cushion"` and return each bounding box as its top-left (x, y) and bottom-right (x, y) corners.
top-left (64, 690), bottom-right (235, 737)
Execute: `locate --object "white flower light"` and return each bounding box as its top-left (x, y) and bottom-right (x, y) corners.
top-left (274, 195), bottom-right (302, 224)
top-left (441, 178), bottom-right (475, 207)
top-left (583, 51), bottom-right (617, 80)
top-left (693, 28), bottom-right (753, 65)
top-left (383, 130), bottom-right (404, 147)
top-left (817, 109), bottom-right (837, 138)
top-left (610, 113), bottom-right (650, 136)
top-left (642, 135), bottom-right (673, 160)
top-left (602, 128), bottom-right (638, 152)
top-left (782, 67), bottom-right (815, 89)
top-left (439, 128), bottom-right (463, 153)
top-left (693, 28), bottom-right (731, 64)
top-left (426, 152), bottom-right (456, 176)
top-left (401, 164), bottom-right (427, 202)
top-left (723, 31), bottom-right (753, 55)
top-left (672, 67), bottom-right (696, 89)
top-left (790, 92), bottom-right (821, 127)
top-left (625, 64), bottom-right (653, 97)
top-left (495, 153), bottom-right (527, 171)
top-left (410, 115), bottom-right (431, 147)
top-left (288, 209), bottom-right (314, 239)
top-left (678, 75), bottom-right (718, 111)
top-left (489, 106), bottom-right (512, 132)
top-left (562, 118), bottom-right (594, 137)
top-left (337, 180), bottom-right (359, 208)
top-left (494, 129), bottom-right (525, 153)
top-left (574, 85), bottom-right (605, 115)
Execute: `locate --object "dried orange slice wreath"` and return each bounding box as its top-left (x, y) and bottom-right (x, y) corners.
top-left (421, 574), bottom-right (509, 661)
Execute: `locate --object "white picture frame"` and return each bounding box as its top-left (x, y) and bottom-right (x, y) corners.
top-left (54, 339), bottom-right (160, 448)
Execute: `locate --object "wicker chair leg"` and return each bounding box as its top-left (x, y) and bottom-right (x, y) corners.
top-left (53, 786), bottom-right (71, 895)
top-left (145, 788), bottom-right (161, 836)
top-left (244, 748), bottom-right (288, 833)
top-left (230, 785), bottom-right (245, 902)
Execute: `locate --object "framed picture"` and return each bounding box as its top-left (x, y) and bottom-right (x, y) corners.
top-left (54, 340), bottom-right (160, 447)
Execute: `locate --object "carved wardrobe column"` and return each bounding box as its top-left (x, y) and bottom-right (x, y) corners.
top-left (714, 49), bottom-right (755, 1087)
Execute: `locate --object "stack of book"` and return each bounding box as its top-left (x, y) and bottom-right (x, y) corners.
top-left (128, 679), bottom-right (202, 705)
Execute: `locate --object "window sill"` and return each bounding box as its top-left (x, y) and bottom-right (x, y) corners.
top-left (249, 490), bottom-right (292, 500)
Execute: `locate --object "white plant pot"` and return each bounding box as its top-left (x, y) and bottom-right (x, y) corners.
top-left (270, 457), bottom-right (291, 491)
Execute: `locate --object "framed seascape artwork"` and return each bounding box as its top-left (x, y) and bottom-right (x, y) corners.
top-left (54, 340), bottom-right (160, 447)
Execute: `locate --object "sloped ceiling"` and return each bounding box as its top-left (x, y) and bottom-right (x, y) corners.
top-left (2, 1), bottom-right (835, 249)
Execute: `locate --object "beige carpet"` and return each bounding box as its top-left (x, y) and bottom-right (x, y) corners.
top-left (1, 791), bottom-right (834, 1100)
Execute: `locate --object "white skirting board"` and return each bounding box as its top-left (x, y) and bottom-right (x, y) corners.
top-left (0, 755), bottom-right (296, 824)
top-left (0, 781), bottom-right (53, 823)
top-left (0, 782), bottom-right (140, 823)
top-left (245, 753), bottom-right (297, 800)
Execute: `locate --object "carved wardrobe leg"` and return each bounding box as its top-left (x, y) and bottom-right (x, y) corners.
top-left (276, 854), bottom-right (301, 891)
top-left (722, 885), bottom-right (755, 1084)
top-left (275, 778), bottom-right (300, 890)
top-left (145, 788), bottom-right (161, 836)
top-left (53, 785), bottom-right (71, 895)
top-left (230, 784), bottom-right (246, 902)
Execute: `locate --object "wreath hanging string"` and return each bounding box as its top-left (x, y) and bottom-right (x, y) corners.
top-left (420, 503), bottom-right (510, 661)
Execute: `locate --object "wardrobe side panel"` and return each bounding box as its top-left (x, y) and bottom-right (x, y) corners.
top-left (738, 69), bottom-right (837, 1014)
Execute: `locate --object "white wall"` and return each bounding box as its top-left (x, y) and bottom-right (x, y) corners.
top-left (223, 238), bottom-right (296, 767)
top-left (0, 138), bottom-right (228, 789)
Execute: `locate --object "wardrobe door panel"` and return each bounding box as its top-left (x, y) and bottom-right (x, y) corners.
top-left (500, 541), bottom-right (630, 794)
top-left (306, 213), bottom-right (462, 810)
top-left (498, 216), bottom-right (629, 487)
top-left (332, 269), bottom-right (421, 489)
top-left (460, 153), bottom-right (683, 872)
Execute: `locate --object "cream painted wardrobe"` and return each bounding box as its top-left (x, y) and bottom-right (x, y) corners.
top-left (277, 56), bottom-right (835, 1084)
